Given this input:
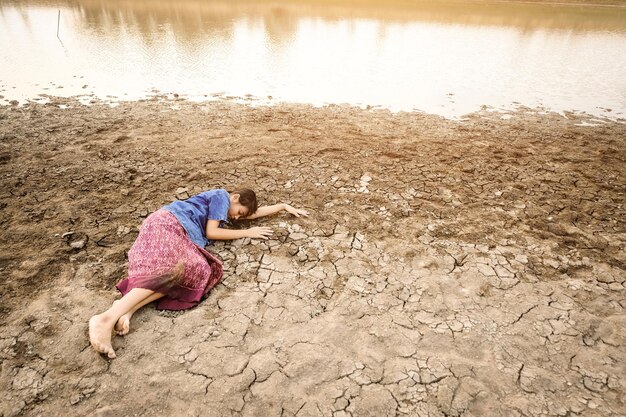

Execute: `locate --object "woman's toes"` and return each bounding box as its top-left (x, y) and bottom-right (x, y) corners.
top-left (115, 316), bottom-right (130, 336)
top-left (106, 347), bottom-right (117, 359)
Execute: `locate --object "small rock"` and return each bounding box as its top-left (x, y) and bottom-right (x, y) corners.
top-left (70, 239), bottom-right (86, 249)
top-left (70, 394), bottom-right (81, 405)
top-left (289, 232), bottom-right (307, 241)
top-left (184, 350), bottom-right (198, 362)
top-left (12, 367), bottom-right (41, 390)
top-left (515, 254), bottom-right (528, 264)
top-left (288, 245), bottom-right (299, 256)
top-left (175, 187), bottom-right (189, 200)
top-left (596, 275), bottom-right (615, 284)
top-left (334, 398), bottom-right (349, 410)
top-left (67, 233), bottom-right (88, 250)
top-left (296, 250), bottom-right (308, 262)
top-left (544, 258), bottom-right (560, 269)
top-left (116, 225), bottom-right (131, 236)
top-left (418, 234), bottom-right (434, 245)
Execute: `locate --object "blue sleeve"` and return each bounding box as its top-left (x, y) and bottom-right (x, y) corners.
top-left (207, 189), bottom-right (230, 222)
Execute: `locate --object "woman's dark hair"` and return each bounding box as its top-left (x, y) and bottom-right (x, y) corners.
top-left (233, 188), bottom-right (258, 216)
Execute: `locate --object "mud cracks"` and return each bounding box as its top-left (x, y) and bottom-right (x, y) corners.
top-left (0, 99), bottom-right (624, 416)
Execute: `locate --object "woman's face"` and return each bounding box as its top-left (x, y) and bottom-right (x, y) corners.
top-left (227, 201), bottom-right (249, 220)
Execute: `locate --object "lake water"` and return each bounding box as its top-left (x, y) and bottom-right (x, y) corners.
top-left (1, 0), bottom-right (626, 119)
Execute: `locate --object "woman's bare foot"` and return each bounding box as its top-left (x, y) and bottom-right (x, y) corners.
top-left (115, 313), bottom-right (131, 336)
top-left (88, 314), bottom-right (116, 358)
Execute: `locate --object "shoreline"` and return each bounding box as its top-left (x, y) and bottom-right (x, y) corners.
top-left (1, 98), bottom-right (624, 416)
top-left (4, 93), bottom-right (625, 124)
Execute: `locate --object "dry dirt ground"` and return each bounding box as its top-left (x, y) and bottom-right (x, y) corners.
top-left (0, 98), bottom-right (624, 417)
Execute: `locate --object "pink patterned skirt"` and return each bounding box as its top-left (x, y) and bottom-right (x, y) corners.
top-left (116, 209), bottom-right (224, 310)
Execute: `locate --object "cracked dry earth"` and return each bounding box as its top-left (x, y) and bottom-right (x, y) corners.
top-left (0, 98), bottom-right (625, 417)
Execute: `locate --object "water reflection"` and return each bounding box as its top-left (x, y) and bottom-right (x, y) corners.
top-left (1, 0), bottom-right (625, 118)
top-left (13, 0), bottom-right (626, 34)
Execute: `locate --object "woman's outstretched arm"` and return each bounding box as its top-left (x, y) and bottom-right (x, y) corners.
top-left (205, 220), bottom-right (273, 240)
top-left (245, 203), bottom-right (309, 220)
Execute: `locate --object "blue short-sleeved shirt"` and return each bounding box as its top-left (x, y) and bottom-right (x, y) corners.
top-left (163, 189), bottom-right (230, 247)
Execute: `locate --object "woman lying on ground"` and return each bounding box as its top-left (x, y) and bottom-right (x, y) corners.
top-left (89, 188), bottom-right (308, 358)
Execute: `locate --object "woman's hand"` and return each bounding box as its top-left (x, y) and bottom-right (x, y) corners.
top-left (284, 205), bottom-right (309, 217)
top-left (246, 226), bottom-right (273, 240)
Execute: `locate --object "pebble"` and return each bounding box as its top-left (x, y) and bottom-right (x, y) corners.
top-left (175, 187), bottom-right (189, 199)
top-left (289, 232), bottom-right (307, 241)
top-left (69, 237), bottom-right (87, 249)
top-left (515, 254), bottom-right (528, 264)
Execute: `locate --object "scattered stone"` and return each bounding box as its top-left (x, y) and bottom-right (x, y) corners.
top-left (175, 187), bottom-right (189, 200)
top-left (418, 234), bottom-right (434, 245)
top-left (12, 367), bottom-right (42, 390)
top-left (515, 254), bottom-right (528, 264)
top-left (289, 232), bottom-right (307, 241)
top-left (66, 232), bottom-right (88, 250)
top-left (116, 225), bottom-right (131, 236)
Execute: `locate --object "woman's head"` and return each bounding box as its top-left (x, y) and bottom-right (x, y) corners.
top-left (228, 188), bottom-right (258, 219)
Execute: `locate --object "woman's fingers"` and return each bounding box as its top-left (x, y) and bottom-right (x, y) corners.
top-left (250, 226), bottom-right (273, 240)
top-left (286, 206), bottom-right (309, 217)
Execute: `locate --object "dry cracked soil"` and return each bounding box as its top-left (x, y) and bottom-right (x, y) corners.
top-left (0, 97), bottom-right (624, 417)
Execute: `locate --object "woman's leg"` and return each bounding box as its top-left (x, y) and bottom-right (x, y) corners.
top-left (89, 288), bottom-right (162, 358)
top-left (114, 292), bottom-right (164, 336)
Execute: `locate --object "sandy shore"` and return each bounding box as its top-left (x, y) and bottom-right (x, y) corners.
top-left (0, 98), bottom-right (624, 416)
